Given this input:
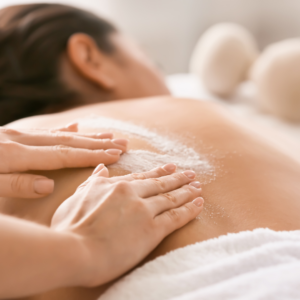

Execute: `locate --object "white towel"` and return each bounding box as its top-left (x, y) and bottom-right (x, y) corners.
top-left (99, 228), bottom-right (300, 300)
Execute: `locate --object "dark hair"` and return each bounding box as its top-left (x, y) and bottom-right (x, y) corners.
top-left (0, 3), bottom-right (117, 125)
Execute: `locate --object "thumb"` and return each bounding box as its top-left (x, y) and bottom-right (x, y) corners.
top-left (92, 164), bottom-right (109, 178)
top-left (75, 164), bottom-right (109, 192)
top-left (0, 174), bottom-right (54, 198)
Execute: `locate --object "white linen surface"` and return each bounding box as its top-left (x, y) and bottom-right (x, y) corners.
top-left (99, 229), bottom-right (300, 300)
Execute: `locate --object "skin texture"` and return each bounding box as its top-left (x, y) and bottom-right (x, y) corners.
top-left (1, 18), bottom-right (300, 299)
top-left (0, 123), bottom-right (126, 198)
top-left (4, 96), bottom-right (300, 300)
top-left (52, 165), bottom-right (203, 287)
top-left (0, 112), bottom-right (206, 298)
top-left (0, 163), bottom-right (203, 299)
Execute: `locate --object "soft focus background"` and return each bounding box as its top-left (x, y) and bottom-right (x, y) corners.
top-left (1, 0), bottom-right (300, 74)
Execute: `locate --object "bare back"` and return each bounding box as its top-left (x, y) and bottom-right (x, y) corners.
top-left (3, 96), bottom-right (300, 300)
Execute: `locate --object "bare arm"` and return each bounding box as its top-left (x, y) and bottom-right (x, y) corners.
top-left (0, 214), bottom-right (85, 296)
top-left (0, 164), bottom-right (204, 298)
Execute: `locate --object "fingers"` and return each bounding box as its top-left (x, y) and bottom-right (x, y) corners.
top-left (77, 164), bottom-right (110, 192)
top-left (1, 123), bottom-right (79, 133)
top-left (0, 125), bottom-right (121, 150)
top-left (0, 173), bottom-right (54, 198)
top-left (38, 131), bottom-right (114, 140)
top-left (2, 130), bottom-right (128, 152)
top-left (131, 170), bottom-right (196, 198)
top-left (108, 163), bottom-right (177, 183)
top-left (148, 182), bottom-right (202, 215)
top-left (6, 143), bottom-right (123, 172)
top-left (72, 133), bottom-right (114, 139)
top-left (92, 164), bottom-right (110, 177)
top-left (50, 123), bottom-right (114, 139)
top-left (155, 197), bottom-right (204, 238)
top-left (52, 124), bottom-right (114, 139)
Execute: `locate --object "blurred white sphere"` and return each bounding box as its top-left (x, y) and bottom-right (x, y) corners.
top-left (189, 23), bottom-right (258, 97)
top-left (252, 39), bottom-right (300, 122)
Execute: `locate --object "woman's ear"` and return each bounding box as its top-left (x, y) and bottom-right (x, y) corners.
top-left (66, 33), bottom-right (116, 90)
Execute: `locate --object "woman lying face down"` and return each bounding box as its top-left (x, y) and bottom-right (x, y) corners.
top-left (7, 97), bottom-right (300, 300)
top-left (2, 3), bottom-right (300, 300)
top-left (0, 3), bottom-right (170, 125)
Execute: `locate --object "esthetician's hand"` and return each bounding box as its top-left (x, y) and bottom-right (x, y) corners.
top-left (0, 123), bottom-right (127, 198)
top-left (51, 163), bottom-right (204, 287)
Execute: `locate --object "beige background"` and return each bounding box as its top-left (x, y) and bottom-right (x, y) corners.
top-left (2, 0), bottom-right (300, 73)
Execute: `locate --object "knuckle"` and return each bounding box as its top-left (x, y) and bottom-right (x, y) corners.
top-left (56, 133), bottom-right (74, 143)
top-left (10, 174), bottom-right (26, 194)
top-left (134, 199), bottom-right (147, 212)
top-left (162, 192), bottom-right (177, 205)
top-left (172, 172), bottom-right (187, 181)
top-left (149, 178), bottom-right (166, 192)
top-left (166, 208), bottom-right (180, 222)
top-left (130, 173), bottom-right (147, 180)
top-left (54, 145), bottom-right (71, 154)
top-left (182, 185), bottom-right (196, 197)
top-left (53, 145), bottom-right (73, 167)
top-left (183, 203), bottom-right (195, 215)
top-left (156, 166), bottom-right (168, 176)
top-left (113, 180), bottom-right (133, 194)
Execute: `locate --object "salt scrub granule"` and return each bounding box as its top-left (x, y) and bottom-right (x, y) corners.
top-left (80, 116), bottom-right (213, 177)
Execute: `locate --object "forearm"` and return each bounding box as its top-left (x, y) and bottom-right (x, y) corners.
top-left (0, 214), bottom-right (87, 298)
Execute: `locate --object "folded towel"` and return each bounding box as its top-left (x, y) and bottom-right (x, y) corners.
top-left (99, 228), bottom-right (300, 300)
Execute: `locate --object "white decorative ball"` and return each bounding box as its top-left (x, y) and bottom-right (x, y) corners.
top-left (190, 23), bottom-right (258, 97)
top-left (252, 39), bottom-right (300, 122)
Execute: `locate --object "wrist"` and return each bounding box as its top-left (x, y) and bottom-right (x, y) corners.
top-left (53, 231), bottom-right (93, 287)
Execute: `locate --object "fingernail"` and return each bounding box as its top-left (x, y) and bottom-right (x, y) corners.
top-left (192, 197), bottom-right (204, 207)
top-left (189, 181), bottom-right (201, 189)
top-left (93, 164), bottom-right (105, 174)
top-left (162, 163), bottom-right (177, 173)
top-left (105, 149), bottom-right (122, 155)
top-left (112, 138), bottom-right (128, 147)
top-left (34, 179), bottom-right (54, 195)
top-left (182, 170), bottom-right (196, 179)
top-left (66, 122), bottom-right (78, 128)
top-left (97, 133), bottom-right (113, 139)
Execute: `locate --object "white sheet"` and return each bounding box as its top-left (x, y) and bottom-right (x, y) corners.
top-left (99, 229), bottom-right (300, 300)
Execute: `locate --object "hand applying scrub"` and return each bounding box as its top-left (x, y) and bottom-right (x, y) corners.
top-left (0, 163), bottom-right (204, 298)
top-left (51, 164), bottom-right (204, 287)
top-left (0, 123), bottom-right (127, 198)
